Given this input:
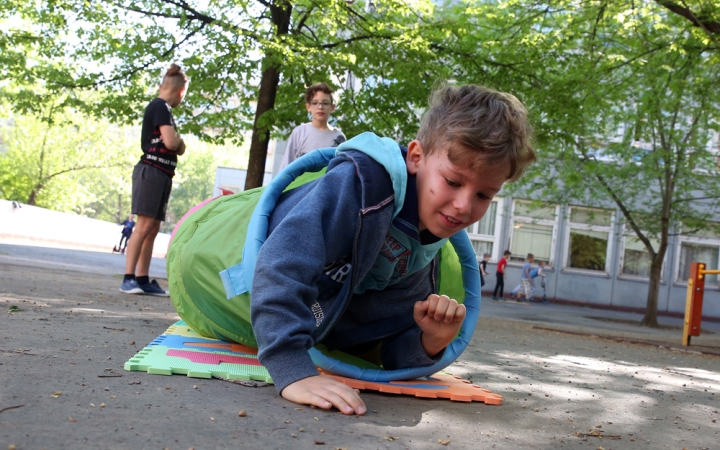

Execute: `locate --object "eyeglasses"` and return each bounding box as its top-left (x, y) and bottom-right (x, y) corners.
top-left (310, 101), bottom-right (332, 108)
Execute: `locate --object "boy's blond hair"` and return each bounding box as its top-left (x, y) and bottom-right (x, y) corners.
top-left (416, 84), bottom-right (536, 182)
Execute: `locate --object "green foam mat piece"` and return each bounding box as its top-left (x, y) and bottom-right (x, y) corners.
top-left (124, 345), bottom-right (272, 383)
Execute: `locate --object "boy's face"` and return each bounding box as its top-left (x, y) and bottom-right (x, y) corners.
top-left (528, 256), bottom-right (535, 263)
top-left (305, 91), bottom-right (335, 124)
top-left (406, 140), bottom-right (506, 239)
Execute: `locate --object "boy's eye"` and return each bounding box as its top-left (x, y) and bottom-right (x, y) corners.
top-left (445, 178), bottom-right (460, 187)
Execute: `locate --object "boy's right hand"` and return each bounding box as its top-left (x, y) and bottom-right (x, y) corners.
top-left (281, 375), bottom-right (366, 415)
top-left (175, 139), bottom-right (186, 156)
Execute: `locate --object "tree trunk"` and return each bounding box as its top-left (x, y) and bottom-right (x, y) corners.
top-left (27, 190), bottom-right (38, 206)
top-left (641, 253), bottom-right (664, 327)
top-left (245, 0), bottom-right (292, 190)
top-left (27, 183), bottom-right (44, 206)
top-left (246, 63), bottom-right (281, 190)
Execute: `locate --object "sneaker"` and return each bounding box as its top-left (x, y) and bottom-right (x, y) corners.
top-left (138, 279), bottom-right (170, 297)
top-left (119, 278), bottom-right (144, 294)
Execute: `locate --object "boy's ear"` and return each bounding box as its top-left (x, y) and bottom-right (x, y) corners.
top-left (406, 140), bottom-right (424, 174)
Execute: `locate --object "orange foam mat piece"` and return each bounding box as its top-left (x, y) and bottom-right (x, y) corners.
top-left (320, 370), bottom-right (503, 404)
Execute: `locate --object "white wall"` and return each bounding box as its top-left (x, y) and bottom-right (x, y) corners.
top-left (213, 166), bottom-right (272, 196)
top-left (0, 200), bottom-right (170, 257)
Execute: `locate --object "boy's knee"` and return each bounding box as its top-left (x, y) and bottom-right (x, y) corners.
top-left (134, 216), bottom-right (160, 236)
top-left (146, 221), bottom-right (162, 237)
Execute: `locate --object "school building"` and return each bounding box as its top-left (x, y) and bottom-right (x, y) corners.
top-left (467, 195), bottom-right (720, 319)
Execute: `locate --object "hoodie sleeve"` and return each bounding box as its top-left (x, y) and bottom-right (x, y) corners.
top-left (381, 325), bottom-right (445, 370)
top-left (250, 158), bottom-right (363, 393)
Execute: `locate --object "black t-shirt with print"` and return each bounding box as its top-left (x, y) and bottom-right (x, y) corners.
top-left (140, 98), bottom-right (178, 177)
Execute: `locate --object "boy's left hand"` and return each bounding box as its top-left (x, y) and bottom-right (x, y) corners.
top-left (414, 294), bottom-right (466, 358)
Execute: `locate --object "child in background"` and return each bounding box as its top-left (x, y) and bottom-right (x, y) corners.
top-left (277, 82), bottom-right (347, 171)
top-left (492, 250), bottom-right (511, 300)
top-left (518, 253), bottom-right (535, 302)
top-left (113, 215), bottom-right (135, 255)
top-left (480, 253), bottom-right (490, 288)
top-left (529, 261), bottom-right (547, 302)
top-left (512, 260), bottom-right (547, 301)
top-left (120, 63), bottom-right (188, 297)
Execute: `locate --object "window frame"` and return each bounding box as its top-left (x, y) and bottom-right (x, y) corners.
top-left (465, 198), bottom-right (504, 262)
top-left (508, 199), bottom-right (559, 267)
top-left (617, 231), bottom-right (666, 282)
top-left (674, 234), bottom-right (720, 288)
top-left (562, 205), bottom-right (615, 274)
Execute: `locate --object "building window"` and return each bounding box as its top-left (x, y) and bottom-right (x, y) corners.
top-left (621, 235), bottom-right (662, 278)
top-left (676, 224), bottom-right (720, 286)
top-left (565, 206), bottom-right (614, 272)
top-left (678, 242), bottom-right (720, 285)
top-left (509, 200), bottom-right (557, 265)
top-left (466, 199), bottom-right (502, 260)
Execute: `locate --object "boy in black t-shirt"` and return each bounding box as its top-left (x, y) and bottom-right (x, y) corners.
top-left (120, 64), bottom-right (188, 297)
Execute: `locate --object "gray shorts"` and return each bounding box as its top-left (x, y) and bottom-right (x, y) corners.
top-left (131, 163), bottom-right (172, 221)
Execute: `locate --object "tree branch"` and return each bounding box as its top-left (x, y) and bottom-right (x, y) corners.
top-left (56, 22), bottom-right (208, 89)
top-left (157, 0), bottom-right (217, 25)
top-left (654, 0), bottom-right (720, 38)
top-left (44, 162), bottom-right (126, 182)
top-left (594, 170), bottom-right (656, 257)
top-left (319, 33), bottom-right (398, 49)
top-left (295, 4), bottom-right (315, 31)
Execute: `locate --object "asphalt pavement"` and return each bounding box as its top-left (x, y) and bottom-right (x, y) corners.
top-left (1, 242), bottom-right (719, 450)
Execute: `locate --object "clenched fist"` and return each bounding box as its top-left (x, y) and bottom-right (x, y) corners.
top-left (414, 294), bottom-right (466, 357)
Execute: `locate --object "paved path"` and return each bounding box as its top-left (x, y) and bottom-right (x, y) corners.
top-left (480, 296), bottom-right (720, 350)
top-left (0, 242), bottom-right (167, 279)
top-left (1, 243), bottom-right (718, 449)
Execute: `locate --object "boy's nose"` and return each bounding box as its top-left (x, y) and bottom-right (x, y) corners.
top-left (452, 194), bottom-right (472, 215)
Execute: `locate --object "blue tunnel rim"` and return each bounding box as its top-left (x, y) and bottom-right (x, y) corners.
top-left (244, 148), bottom-right (481, 381)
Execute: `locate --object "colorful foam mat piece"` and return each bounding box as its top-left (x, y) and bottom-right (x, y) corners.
top-left (124, 321), bottom-right (503, 405)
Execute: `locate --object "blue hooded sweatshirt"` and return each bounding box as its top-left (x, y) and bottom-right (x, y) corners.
top-left (250, 132), bottom-right (446, 393)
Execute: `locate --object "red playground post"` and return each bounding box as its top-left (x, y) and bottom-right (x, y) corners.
top-left (683, 262), bottom-right (718, 346)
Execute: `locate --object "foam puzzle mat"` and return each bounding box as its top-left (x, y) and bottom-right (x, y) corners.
top-left (124, 320), bottom-right (503, 404)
